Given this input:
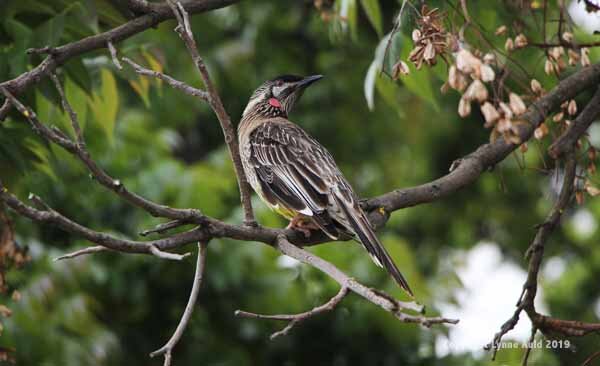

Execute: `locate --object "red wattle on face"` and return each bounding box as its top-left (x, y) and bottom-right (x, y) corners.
top-left (268, 98), bottom-right (282, 108)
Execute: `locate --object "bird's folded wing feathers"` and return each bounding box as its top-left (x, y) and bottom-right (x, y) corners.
top-left (249, 120), bottom-right (340, 237)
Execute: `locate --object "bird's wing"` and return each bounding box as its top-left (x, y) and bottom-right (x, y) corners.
top-left (248, 119), bottom-right (413, 296)
top-left (248, 119), bottom-right (340, 239)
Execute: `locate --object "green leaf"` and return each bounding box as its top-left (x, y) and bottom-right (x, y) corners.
top-left (89, 69), bottom-right (119, 140)
top-left (35, 13), bottom-right (65, 47)
top-left (3, 19), bottom-right (33, 75)
top-left (94, 0), bottom-right (127, 28)
top-left (63, 57), bottom-right (92, 93)
top-left (360, 0), bottom-right (383, 37)
top-left (364, 60), bottom-right (378, 110)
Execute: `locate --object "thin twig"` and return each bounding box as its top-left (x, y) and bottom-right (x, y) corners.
top-left (150, 242), bottom-right (208, 366)
top-left (0, 98), bottom-right (10, 122)
top-left (26, 46), bottom-right (56, 55)
top-left (149, 245), bottom-right (191, 260)
top-left (140, 219), bottom-right (191, 236)
top-left (521, 326), bottom-right (537, 366)
top-left (122, 57), bottom-right (209, 100)
top-left (380, 0), bottom-right (409, 75)
top-left (583, 350), bottom-right (600, 366)
top-left (50, 73), bottom-right (85, 145)
top-left (275, 235), bottom-right (457, 326)
top-left (54, 245), bottom-right (110, 261)
top-left (235, 286), bottom-right (349, 340)
top-left (107, 40), bottom-right (123, 70)
top-left (166, 0), bottom-right (256, 226)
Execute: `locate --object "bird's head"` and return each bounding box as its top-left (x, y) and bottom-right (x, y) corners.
top-left (242, 74), bottom-right (323, 119)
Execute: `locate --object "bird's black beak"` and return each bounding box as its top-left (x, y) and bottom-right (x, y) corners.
top-left (297, 75), bottom-right (323, 88)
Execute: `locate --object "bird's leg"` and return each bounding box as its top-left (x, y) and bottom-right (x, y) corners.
top-left (286, 215), bottom-right (319, 238)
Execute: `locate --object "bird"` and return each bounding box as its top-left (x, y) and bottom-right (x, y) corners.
top-left (238, 74), bottom-right (414, 297)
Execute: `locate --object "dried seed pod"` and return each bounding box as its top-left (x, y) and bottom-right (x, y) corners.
top-left (568, 49), bottom-right (581, 66)
top-left (544, 59), bottom-right (554, 75)
top-left (514, 33), bottom-right (528, 48)
top-left (581, 48), bottom-right (591, 67)
top-left (481, 64), bottom-right (495, 82)
top-left (392, 60), bottom-right (410, 79)
top-left (585, 181), bottom-right (600, 196)
top-left (534, 123), bottom-right (549, 140)
top-left (497, 118), bottom-right (512, 133)
top-left (549, 46), bottom-right (564, 60)
top-left (499, 102), bottom-right (513, 119)
top-left (448, 65), bottom-right (459, 89)
top-left (456, 49), bottom-right (481, 74)
top-left (465, 79), bottom-right (488, 102)
top-left (458, 97), bottom-right (471, 117)
top-left (495, 25), bottom-right (507, 36)
top-left (481, 102), bottom-right (500, 127)
top-left (553, 112), bottom-right (565, 122)
top-left (562, 32), bottom-right (574, 43)
top-left (423, 42), bottom-right (435, 61)
top-left (556, 57), bottom-right (567, 72)
top-left (568, 99), bottom-right (577, 116)
top-left (530, 79), bottom-right (543, 94)
top-left (509, 93), bottom-right (527, 115)
top-left (505, 38), bottom-right (514, 52)
top-left (483, 53), bottom-right (495, 64)
top-left (412, 29), bottom-right (422, 42)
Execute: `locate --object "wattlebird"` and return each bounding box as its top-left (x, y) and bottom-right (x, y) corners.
top-left (238, 75), bottom-right (413, 296)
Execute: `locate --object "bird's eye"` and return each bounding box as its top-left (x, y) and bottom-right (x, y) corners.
top-left (275, 80), bottom-right (283, 87)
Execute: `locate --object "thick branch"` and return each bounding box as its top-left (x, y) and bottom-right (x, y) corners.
top-left (0, 185), bottom-right (205, 255)
top-left (367, 63), bottom-right (600, 218)
top-left (166, 0), bottom-right (256, 226)
top-left (0, 0), bottom-right (239, 120)
top-left (150, 242), bottom-right (208, 366)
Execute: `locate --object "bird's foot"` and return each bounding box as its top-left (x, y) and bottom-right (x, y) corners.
top-left (286, 216), bottom-right (319, 238)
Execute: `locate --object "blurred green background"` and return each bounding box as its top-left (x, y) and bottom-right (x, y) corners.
top-left (1, 0), bottom-right (600, 365)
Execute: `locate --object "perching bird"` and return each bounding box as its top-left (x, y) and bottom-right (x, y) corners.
top-left (238, 75), bottom-right (413, 296)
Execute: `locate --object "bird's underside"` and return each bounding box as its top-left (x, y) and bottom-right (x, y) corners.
top-left (240, 117), bottom-right (414, 296)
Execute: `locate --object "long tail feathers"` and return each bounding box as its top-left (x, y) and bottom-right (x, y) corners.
top-left (335, 195), bottom-right (414, 297)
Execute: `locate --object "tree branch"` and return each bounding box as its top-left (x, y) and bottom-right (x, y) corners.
top-left (54, 245), bottom-right (110, 261)
top-left (235, 286), bottom-right (349, 340)
top-left (486, 153), bottom-right (582, 361)
top-left (166, 0), bottom-right (256, 226)
top-left (275, 235), bottom-right (457, 327)
top-left (150, 242), bottom-right (208, 366)
top-left (548, 86), bottom-right (600, 159)
top-left (0, 0), bottom-right (240, 121)
top-left (122, 57), bottom-right (209, 101)
top-left (0, 86), bottom-right (204, 222)
top-left (367, 63), bottom-right (600, 218)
